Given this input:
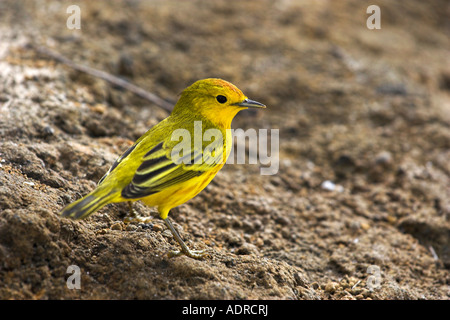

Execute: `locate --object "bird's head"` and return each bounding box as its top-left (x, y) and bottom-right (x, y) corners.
top-left (173, 78), bottom-right (265, 128)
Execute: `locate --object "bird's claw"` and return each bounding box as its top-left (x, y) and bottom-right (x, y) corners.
top-left (167, 248), bottom-right (208, 260)
top-left (124, 202), bottom-right (152, 224)
top-left (123, 215), bottom-right (152, 224)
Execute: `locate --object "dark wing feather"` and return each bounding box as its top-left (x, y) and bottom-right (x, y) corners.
top-left (120, 140), bottom-right (223, 199)
top-left (98, 142), bottom-right (139, 185)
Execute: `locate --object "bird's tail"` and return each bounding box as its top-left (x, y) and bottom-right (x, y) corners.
top-left (60, 187), bottom-right (116, 220)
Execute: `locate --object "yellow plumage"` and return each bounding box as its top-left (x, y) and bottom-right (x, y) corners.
top-left (60, 78), bottom-right (265, 259)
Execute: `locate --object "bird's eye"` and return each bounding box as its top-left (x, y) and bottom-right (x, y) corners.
top-left (216, 95), bottom-right (227, 104)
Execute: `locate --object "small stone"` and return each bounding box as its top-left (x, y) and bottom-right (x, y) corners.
top-left (162, 230), bottom-right (173, 238)
top-left (275, 216), bottom-right (290, 226)
top-left (97, 228), bottom-right (109, 235)
top-left (375, 151), bottom-right (392, 166)
top-left (361, 222), bottom-right (370, 230)
top-left (236, 243), bottom-right (258, 255)
top-left (152, 224), bottom-right (164, 232)
top-left (43, 126), bottom-right (54, 136)
top-left (125, 224), bottom-right (137, 231)
top-left (294, 273), bottom-right (308, 287)
top-left (325, 281), bottom-right (338, 293)
top-left (111, 222), bottom-right (122, 231)
top-left (253, 219), bottom-right (263, 231)
top-left (386, 215), bottom-right (397, 224)
top-left (321, 180), bottom-right (336, 191)
top-left (361, 288), bottom-right (371, 297)
top-left (254, 237), bottom-right (264, 247)
top-left (351, 287), bottom-right (362, 295)
top-left (321, 180), bottom-right (344, 192)
top-left (341, 293), bottom-right (356, 300)
top-left (90, 103), bottom-right (107, 114)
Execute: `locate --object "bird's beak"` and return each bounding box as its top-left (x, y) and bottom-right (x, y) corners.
top-left (234, 98), bottom-right (266, 108)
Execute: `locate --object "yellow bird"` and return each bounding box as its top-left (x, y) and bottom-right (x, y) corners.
top-left (61, 78), bottom-right (265, 259)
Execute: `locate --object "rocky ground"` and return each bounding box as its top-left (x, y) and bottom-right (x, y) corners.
top-left (0, 0), bottom-right (449, 299)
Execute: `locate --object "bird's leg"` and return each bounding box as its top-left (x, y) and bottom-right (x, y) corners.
top-left (123, 201), bottom-right (152, 224)
top-left (163, 217), bottom-right (207, 260)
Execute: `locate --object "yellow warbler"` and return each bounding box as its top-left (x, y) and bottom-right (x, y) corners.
top-left (60, 78), bottom-right (265, 259)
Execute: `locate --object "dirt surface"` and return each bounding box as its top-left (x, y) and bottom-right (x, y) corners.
top-left (0, 0), bottom-right (449, 300)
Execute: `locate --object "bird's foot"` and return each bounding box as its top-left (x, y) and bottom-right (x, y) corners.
top-left (167, 248), bottom-right (208, 260)
top-left (163, 217), bottom-right (209, 260)
top-left (123, 202), bottom-right (152, 224)
top-left (123, 214), bottom-right (152, 224)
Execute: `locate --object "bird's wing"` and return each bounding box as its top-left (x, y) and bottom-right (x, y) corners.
top-left (121, 137), bottom-right (225, 199)
top-left (97, 142), bottom-right (138, 186)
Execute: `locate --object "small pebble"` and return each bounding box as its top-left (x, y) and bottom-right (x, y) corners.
top-left (43, 126), bottom-right (54, 136)
top-left (236, 243), bottom-right (258, 255)
top-left (275, 216), bottom-right (290, 226)
top-left (360, 222), bottom-right (370, 230)
top-left (321, 180), bottom-right (336, 191)
top-left (111, 222), bottom-right (122, 231)
top-left (375, 151), bottom-right (392, 166)
top-left (294, 272), bottom-right (308, 287)
top-left (162, 230), bottom-right (173, 238)
top-left (361, 288), bottom-right (371, 297)
top-left (325, 282), bottom-right (338, 293)
top-left (152, 224), bottom-right (164, 232)
top-left (90, 104), bottom-right (106, 114)
top-left (386, 215), bottom-right (397, 224)
top-left (125, 224), bottom-right (137, 231)
top-left (321, 180), bottom-right (344, 192)
top-left (351, 287), bottom-right (362, 295)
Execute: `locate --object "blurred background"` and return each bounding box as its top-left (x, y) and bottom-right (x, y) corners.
top-left (0, 0), bottom-right (449, 299)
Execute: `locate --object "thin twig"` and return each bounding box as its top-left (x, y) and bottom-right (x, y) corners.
top-left (32, 44), bottom-right (173, 113)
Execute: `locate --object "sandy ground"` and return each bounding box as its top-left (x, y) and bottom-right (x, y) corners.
top-left (0, 0), bottom-right (449, 299)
